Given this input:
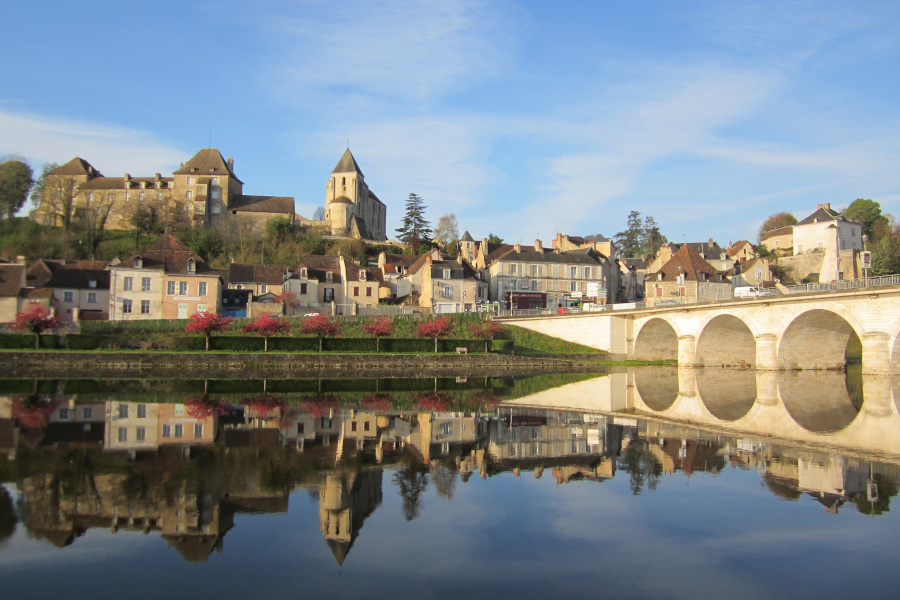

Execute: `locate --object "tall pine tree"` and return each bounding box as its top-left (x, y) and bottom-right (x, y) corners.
top-left (395, 193), bottom-right (432, 244)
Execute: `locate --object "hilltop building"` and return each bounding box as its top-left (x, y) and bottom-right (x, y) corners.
top-left (324, 149), bottom-right (387, 241)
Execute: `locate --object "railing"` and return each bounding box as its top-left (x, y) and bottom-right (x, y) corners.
top-left (782, 274), bottom-right (900, 294)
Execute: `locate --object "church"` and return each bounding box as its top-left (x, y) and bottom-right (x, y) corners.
top-left (324, 149), bottom-right (387, 241)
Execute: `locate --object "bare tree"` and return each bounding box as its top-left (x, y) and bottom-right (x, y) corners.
top-left (312, 205), bottom-right (325, 221)
top-left (433, 212), bottom-right (459, 248)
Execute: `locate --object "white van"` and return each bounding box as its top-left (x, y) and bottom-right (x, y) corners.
top-left (734, 286), bottom-right (776, 299)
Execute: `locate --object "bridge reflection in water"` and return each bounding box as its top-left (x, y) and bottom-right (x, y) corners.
top-left (507, 367), bottom-right (900, 458)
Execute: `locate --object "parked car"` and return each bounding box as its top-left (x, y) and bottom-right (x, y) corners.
top-left (304, 312), bottom-right (320, 317)
top-left (734, 286), bottom-right (777, 299)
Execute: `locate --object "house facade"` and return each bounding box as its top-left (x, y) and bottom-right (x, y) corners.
top-left (283, 255), bottom-right (382, 314)
top-left (646, 243), bottom-right (732, 306)
top-left (792, 203), bottom-right (863, 256)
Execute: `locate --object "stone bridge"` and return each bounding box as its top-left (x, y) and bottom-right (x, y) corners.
top-left (497, 287), bottom-right (900, 374)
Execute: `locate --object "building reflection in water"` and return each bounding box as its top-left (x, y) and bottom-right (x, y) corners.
top-left (1, 366), bottom-right (899, 562)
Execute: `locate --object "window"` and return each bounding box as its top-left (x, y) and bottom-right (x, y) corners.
top-left (119, 405), bottom-right (129, 419)
top-left (300, 283), bottom-right (308, 294)
top-left (82, 408), bottom-right (93, 419)
top-left (211, 189), bottom-right (220, 200)
top-left (210, 177), bottom-right (218, 185)
top-left (87, 292), bottom-right (97, 304)
top-left (118, 428), bottom-right (127, 442)
top-left (122, 299), bottom-right (132, 314)
top-left (531, 265), bottom-right (538, 277)
top-left (194, 423), bottom-right (203, 438)
top-left (353, 286), bottom-right (359, 297)
top-left (137, 427), bottom-right (146, 441)
top-left (260, 284), bottom-right (267, 294)
top-left (59, 407), bottom-right (69, 419)
top-left (570, 267), bottom-right (577, 278)
top-left (364, 421), bottom-right (370, 431)
top-left (157, 192), bottom-right (162, 201)
top-left (199, 282), bottom-right (207, 296)
top-left (123, 277), bottom-right (133, 291)
top-left (326, 272), bottom-right (333, 283)
top-left (108, 193), bottom-right (114, 202)
top-left (167, 281), bottom-right (176, 295)
top-left (531, 280), bottom-right (540, 291)
top-left (137, 404), bottom-right (146, 418)
top-left (324, 288), bottom-right (334, 302)
top-left (89, 279), bottom-right (97, 288)
top-left (179, 281), bottom-right (188, 295)
top-left (351, 422), bottom-right (357, 432)
top-left (211, 205), bottom-right (221, 214)
top-left (141, 300), bottom-right (150, 314)
top-left (570, 281), bottom-right (578, 292)
top-left (187, 259), bottom-right (196, 274)
top-left (187, 176), bottom-right (194, 185)
top-left (584, 267), bottom-right (592, 279)
top-left (125, 192), bottom-right (130, 202)
top-left (142, 277), bottom-right (151, 291)
top-left (63, 291), bottom-right (74, 303)
top-left (197, 304), bottom-right (207, 313)
top-left (297, 423), bottom-right (305, 434)
top-left (366, 287), bottom-right (372, 297)
top-left (174, 424), bottom-right (183, 438)
top-left (139, 192), bottom-right (145, 201)
top-left (186, 190), bottom-right (193, 199)
top-left (162, 424), bottom-right (171, 438)
top-left (443, 269), bottom-right (451, 279)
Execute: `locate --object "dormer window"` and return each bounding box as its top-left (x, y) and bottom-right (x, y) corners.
top-left (89, 279), bottom-right (97, 288)
top-left (657, 273), bottom-right (663, 281)
top-left (326, 272), bottom-right (333, 283)
top-left (134, 257), bottom-right (143, 269)
top-left (359, 270), bottom-right (366, 281)
top-left (187, 259), bottom-right (196, 274)
top-left (140, 181), bottom-right (147, 189)
top-left (443, 269), bottom-right (451, 279)
top-left (300, 267), bottom-right (308, 278)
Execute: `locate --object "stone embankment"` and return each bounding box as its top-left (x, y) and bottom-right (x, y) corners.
top-left (2, 352), bottom-right (605, 379)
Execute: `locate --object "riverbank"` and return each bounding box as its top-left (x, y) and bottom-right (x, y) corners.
top-left (1, 351), bottom-right (607, 378)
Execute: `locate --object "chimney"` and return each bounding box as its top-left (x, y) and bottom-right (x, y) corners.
top-left (124, 173), bottom-right (131, 180)
top-left (514, 243), bottom-right (521, 253)
top-left (16, 255), bottom-right (25, 265)
top-left (824, 202), bottom-right (831, 210)
top-left (817, 204), bottom-right (823, 209)
top-left (228, 157), bottom-right (234, 171)
top-left (426, 255), bottom-right (433, 265)
top-left (180, 162), bottom-right (184, 168)
top-left (154, 173), bottom-right (161, 180)
top-left (534, 239), bottom-right (543, 252)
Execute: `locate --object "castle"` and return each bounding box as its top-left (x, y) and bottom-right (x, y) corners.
top-left (31, 148), bottom-right (387, 241)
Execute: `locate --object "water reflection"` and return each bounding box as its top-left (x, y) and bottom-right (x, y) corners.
top-left (0, 370), bottom-right (897, 567)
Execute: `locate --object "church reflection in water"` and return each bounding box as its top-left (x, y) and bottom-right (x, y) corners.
top-left (1, 367), bottom-right (898, 563)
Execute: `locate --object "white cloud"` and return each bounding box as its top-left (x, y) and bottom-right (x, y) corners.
top-left (0, 110), bottom-right (187, 175)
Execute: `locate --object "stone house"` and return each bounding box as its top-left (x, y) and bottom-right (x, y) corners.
top-left (227, 263), bottom-right (291, 297)
top-left (283, 255), bottom-right (382, 314)
top-left (402, 253), bottom-right (488, 313)
top-left (551, 232), bottom-right (615, 260)
top-left (760, 226), bottom-right (793, 256)
top-left (726, 240), bottom-right (756, 263)
top-left (44, 267), bottom-right (110, 322)
top-left (792, 204), bottom-right (863, 281)
top-left (0, 262), bottom-right (25, 323)
top-left (485, 241), bottom-right (614, 309)
top-left (377, 252), bottom-right (421, 300)
top-left (109, 235), bottom-right (222, 321)
top-left (646, 243), bottom-right (732, 306)
top-left (648, 240), bottom-right (732, 273)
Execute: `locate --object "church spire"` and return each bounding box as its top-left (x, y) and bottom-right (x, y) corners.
top-left (331, 148), bottom-right (364, 176)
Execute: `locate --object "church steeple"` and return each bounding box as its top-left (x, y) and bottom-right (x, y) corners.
top-left (331, 148), bottom-right (363, 177)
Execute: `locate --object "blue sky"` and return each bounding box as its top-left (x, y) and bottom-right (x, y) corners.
top-left (2, 0), bottom-right (899, 247)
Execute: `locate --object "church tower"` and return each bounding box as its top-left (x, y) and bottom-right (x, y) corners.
top-left (324, 148), bottom-right (387, 240)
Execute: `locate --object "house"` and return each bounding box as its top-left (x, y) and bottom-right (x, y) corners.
top-left (484, 241), bottom-right (614, 309)
top-left (792, 203), bottom-right (863, 257)
top-left (726, 240), bottom-right (756, 263)
top-left (760, 226), bottom-right (793, 256)
top-left (227, 263), bottom-right (290, 297)
top-left (646, 243), bottom-right (732, 306)
top-left (324, 149), bottom-right (387, 240)
top-left (377, 252), bottom-right (420, 300)
top-left (552, 233), bottom-right (616, 260)
top-left (648, 240), bottom-right (732, 273)
top-left (44, 267), bottom-right (110, 321)
top-left (732, 257), bottom-right (775, 288)
top-left (618, 257), bottom-right (648, 301)
top-left (31, 149), bottom-right (295, 232)
top-left (109, 234), bottom-right (222, 320)
top-left (402, 253), bottom-right (488, 313)
top-left (0, 262), bottom-right (26, 322)
top-left (283, 255), bottom-right (383, 314)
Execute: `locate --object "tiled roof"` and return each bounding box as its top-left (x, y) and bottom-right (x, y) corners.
top-left (52, 157), bottom-right (101, 177)
top-left (230, 195), bottom-right (295, 214)
top-left (496, 247), bottom-right (605, 266)
top-left (45, 269), bottom-right (110, 290)
top-left (26, 259), bottom-right (63, 287)
top-left (483, 243), bottom-right (514, 265)
top-left (761, 226), bottom-right (793, 240)
top-left (381, 254), bottom-right (419, 274)
top-left (173, 148), bottom-right (243, 184)
top-left (228, 263), bottom-right (289, 285)
top-left (460, 230), bottom-right (474, 242)
top-left (21, 288), bottom-right (53, 299)
top-left (797, 206), bottom-right (843, 226)
top-left (117, 234), bottom-right (217, 276)
top-left (0, 264), bottom-right (25, 297)
top-left (331, 148), bottom-right (363, 176)
top-left (653, 244), bottom-right (721, 281)
top-left (727, 240), bottom-right (754, 257)
top-left (583, 233), bottom-right (609, 243)
top-left (296, 255), bottom-right (342, 283)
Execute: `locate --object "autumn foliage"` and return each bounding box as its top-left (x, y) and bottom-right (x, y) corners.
top-left (243, 313), bottom-right (291, 351)
top-left (185, 311), bottom-right (234, 350)
top-left (300, 314), bottom-right (342, 351)
top-left (415, 317), bottom-right (454, 352)
top-left (12, 303), bottom-right (61, 348)
top-left (362, 317), bottom-right (394, 352)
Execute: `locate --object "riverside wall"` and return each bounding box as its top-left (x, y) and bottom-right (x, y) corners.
top-left (1, 352), bottom-right (605, 379)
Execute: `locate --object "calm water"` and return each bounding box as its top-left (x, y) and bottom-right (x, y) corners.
top-left (1, 368), bottom-right (899, 599)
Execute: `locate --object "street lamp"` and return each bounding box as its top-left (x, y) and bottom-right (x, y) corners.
top-left (863, 233), bottom-right (869, 287)
top-left (827, 223), bottom-right (841, 284)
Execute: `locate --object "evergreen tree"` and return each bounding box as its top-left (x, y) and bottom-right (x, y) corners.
top-left (642, 216), bottom-right (667, 257)
top-left (614, 211), bottom-right (645, 258)
top-left (395, 193), bottom-right (432, 244)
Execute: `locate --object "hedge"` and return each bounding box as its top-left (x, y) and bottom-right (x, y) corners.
top-left (0, 333), bottom-right (58, 349)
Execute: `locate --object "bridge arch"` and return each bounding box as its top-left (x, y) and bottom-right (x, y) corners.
top-left (696, 314), bottom-right (757, 367)
top-left (778, 371), bottom-right (860, 433)
top-left (696, 368), bottom-right (756, 420)
top-left (778, 308), bottom-right (862, 370)
top-left (633, 317), bottom-right (678, 361)
top-left (634, 366), bottom-right (678, 411)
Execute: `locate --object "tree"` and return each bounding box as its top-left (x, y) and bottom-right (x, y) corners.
top-left (415, 316), bottom-right (453, 353)
top-left (312, 206), bottom-right (325, 221)
top-left (432, 213), bottom-right (459, 248)
top-left (300, 313), bottom-right (342, 351)
top-left (844, 199), bottom-right (888, 240)
top-left (393, 459), bottom-right (429, 521)
top-left (243, 313), bottom-right (291, 351)
top-left (72, 191), bottom-right (114, 259)
top-left (614, 210), bottom-right (645, 258)
top-left (642, 216), bottom-right (667, 257)
top-left (27, 162), bottom-right (59, 212)
top-left (362, 316), bottom-right (394, 352)
top-left (871, 236), bottom-right (900, 276)
top-left (275, 290), bottom-right (302, 315)
top-left (185, 311), bottom-right (234, 350)
top-left (0, 158), bottom-right (34, 220)
top-left (266, 216), bottom-right (293, 242)
top-left (395, 193), bottom-right (432, 244)
top-left (469, 320), bottom-right (504, 352)
top-left (12, 302), bottom-right (62, 349)
top-left (758, 212), bottom-right (798, 241)
top-left (487, 233), bottom-right (503, 244)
